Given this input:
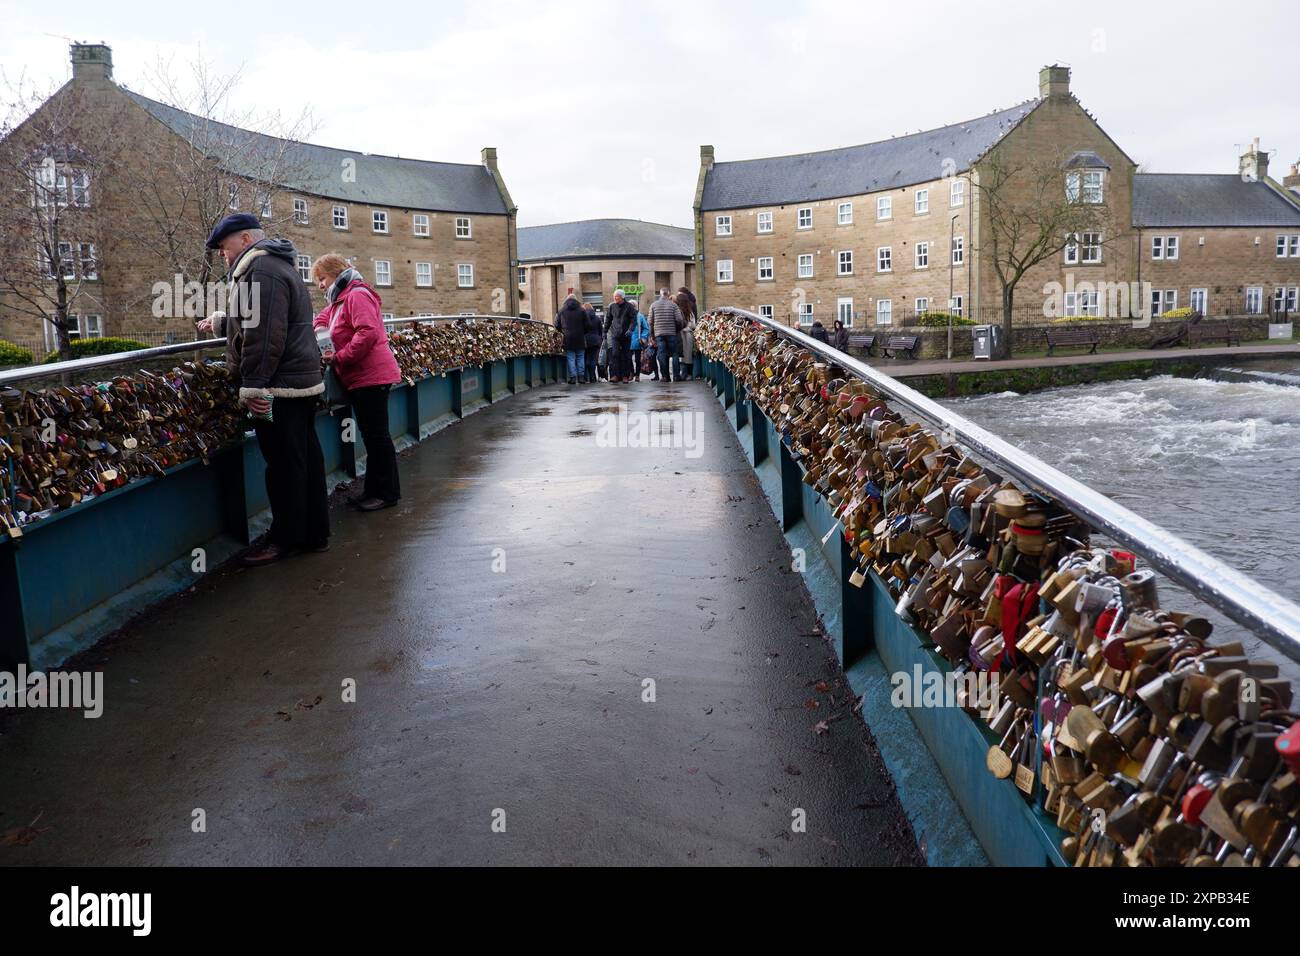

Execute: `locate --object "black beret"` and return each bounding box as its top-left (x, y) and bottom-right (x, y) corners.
top-left (206, 213), bottom-right (263, 249)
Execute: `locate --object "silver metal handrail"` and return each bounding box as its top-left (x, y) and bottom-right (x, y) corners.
top-left (710, 306), bottom-right (1300, 663)
top-left (0, 315), bottom-right (552, 387)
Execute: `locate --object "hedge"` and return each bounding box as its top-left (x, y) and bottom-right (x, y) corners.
top-left (43, 337), bottom-right (149, 363)
top-left (913, 311), bottom-right (977, 328)
top-left (0, 340), bottom-right (35, 366)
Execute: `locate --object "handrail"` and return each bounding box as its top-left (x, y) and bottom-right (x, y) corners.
top-left (0, 315), bottom-right (550, 387)
top-left (708, 306), bottom-right (1300, 664)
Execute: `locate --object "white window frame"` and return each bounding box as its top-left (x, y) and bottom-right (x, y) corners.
top-left (1150, 289), bottom-right (1177, 317)
top-left (374, 260), bottom-right (392, 286)
top-left (81, 314), bottom-right (102, 338)
top-left (518, 267), bottom-right (527, 286)
top-left (757, 256), bottom-right (774, 281)
top-left (876, 196), bottom-right (892, 221)
top-left (758, 304), bottom-right (774, 320)
top-left (797, 207), bottom-right (813, 230)
top-left (79, 242), bottom-right (97, 280)
top-left (296, 254), bottom-right (311, 282)
top-left (716, 259), bottom-right (734, 283)
top-left (1080, 231), bottom-right (1102, 264)
top-left (1190, 287), bottom-right (1208, 315)
top-left (1065, 235), bottom-right (1079, 265)
top-left (1246, 286), bottom-right (1264, 314)
top-left (257, 192), bottom-right (272, 218)
top-left (413, 214), bottom-right (431, 237)
top-left (293, 197), bottom-right (309, 225)
top-left (1290, 236), bottom-right (1300, 258)
top-left (876, 299), bottom-right (892, 326)
top-left (797, 254), bottom-right (814, 279)
top-left (837, 297), bottom-right (854, 328)
top-left (1276, 236), bottom-right (1288, 258)
top-left (950, 179), bottom-right (965, 207)
top-left (757, 211), bottom-right (774, 234)
top-left (457, 263), bottom-right (475, 288)
top-left (415, 262), bottom-right (433, 287)
top-left (837, 202), bottom-right (853, 225)
top-left (915, 297), bottom-right (929, 314)
top-left (332, 205), bottom-right (348, 229)
top-left (1152, 236), bottom-right (1165, 260)
top-left (915, 189), bottom-right (929, 215)
top-left (950, 295), bottom-right (964, 317)
top-left (57, 241), bottom-right (75, 280)
top-left (952, 236), bottom-right (964, 266)
top-left (798, 302), bottom-right (814, 326)
top-left (455, 217), bottom-right (472, 239)
top-left (838, 250), bottom-right (853, 275)
top-left (372, 210), bottom-right (389, 234)
top-left (1165, 236), bottom-right (1179, 261)
top-left (877, 247), bottom-right (892, 273)
top-left (228, 183), bottom-right (239, 210)
top-left (715, 215), bottom-right (732, 236)
top-left (915, 242), bottom-right (928, 269)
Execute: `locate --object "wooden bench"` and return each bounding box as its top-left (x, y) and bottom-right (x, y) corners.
top-left (1044, 327), bottom-right (1101, 356)
top-left (881, 335), bottom-right (920, 359)
top-left (846, 333), bottom-right (877, 356)
top-left (1185, 321), bottom-right (1239, 347)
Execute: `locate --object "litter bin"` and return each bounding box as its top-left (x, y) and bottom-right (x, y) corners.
top-left (971, 324), bottom-right (1001, 360)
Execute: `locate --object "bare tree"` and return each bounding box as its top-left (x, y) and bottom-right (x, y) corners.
top-left (973, 148), bottom-right (1121, 358)
top-left (0, 75), bottom-right (108, 362)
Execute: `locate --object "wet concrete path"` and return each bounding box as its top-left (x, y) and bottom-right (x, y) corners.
top-left (0, 380), bottom-right (922, 866)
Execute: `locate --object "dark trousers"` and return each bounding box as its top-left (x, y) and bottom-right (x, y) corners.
top-left (253, 395), bottom-right (329, 550)
top-left (657, 334), bottom-right (679, 380)
top-left (584, 345), bottom-right (599, 382)
top-left (349, 384), bottom-right (400, 503)
top-left (630, 347), bottom-right (642, 377)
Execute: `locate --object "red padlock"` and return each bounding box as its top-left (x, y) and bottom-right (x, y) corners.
top-left (1182, 783), bottom-right (1214, 825)
top-left (1277, 720), bottom-right (1300, 775)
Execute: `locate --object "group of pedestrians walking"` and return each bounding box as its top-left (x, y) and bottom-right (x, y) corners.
top-left (555, 287), bottom-right (697, 384)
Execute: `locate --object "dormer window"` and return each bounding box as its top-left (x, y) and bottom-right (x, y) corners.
top-left (1064, 152), bottom-right (1108, 204)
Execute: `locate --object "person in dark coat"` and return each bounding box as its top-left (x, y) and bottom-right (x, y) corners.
top-left (832, 319), bottom-right (850, 351)
top-left (605, 290), bottom-right (635, 384)
top-left (197, 213), bottom-right (328, 567)
top-left (582, 303), bottom-right (602, 383)
top-left (809, 320), bottom-right (830, 344)
top-left (555, 295), bottom-right (588, 384)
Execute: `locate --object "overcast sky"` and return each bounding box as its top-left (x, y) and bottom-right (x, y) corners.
top-left (2, 0), bottom-right (1295, 229)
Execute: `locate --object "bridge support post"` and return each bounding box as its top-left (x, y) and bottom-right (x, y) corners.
top-left (722, 367), bottom-right (736, 408)
top-left (779, 438), bottom-right (803, 532)
top-left (839, 536), bottom-right (872, 666)
top-left (451, 369), bottom-right (464, 418)
top-left (735, 382), bottom-right (749, 430)
top-left (751, 402), bottom-right (769, 466)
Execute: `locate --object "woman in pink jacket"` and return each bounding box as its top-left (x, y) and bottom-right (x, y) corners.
top-left (311, 255), bottom-right (402, 511)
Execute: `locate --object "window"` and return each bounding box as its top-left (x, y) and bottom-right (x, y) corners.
top-left (372, 210), bottom-right (389, 234)
top-left (950, 295), bottom-right (964, 317)
top-left (877, 247), bottom-right (892, 272)
top-left (915, 189), bottom-right (929, 214)
top-left (757, 211), bottom-right (773, 233)
top-left (1152, 235), bottom-right (1179, 260)
top-left (296, 254), bottom-right (311, 282)
top-left (1279, 235), bottom-right (1300, 258)
top-left (758, 257), bottom-right (774, 280)
top-left (876, 196), bottom-right (892, 220)
top-left (1064, 290), bottom-right (1099, 317)
top-left (1150, 289), bottom-right (1177, 317)
top-left (798, 303), bottom-right (814, 326)
top-left (1065, 235), bottom-right (1079, 265)
top-left (293, 198), bottom-right (308, 225)
top-left (915, 242), bottom-right (929, 269)
top-left (1081, 231), bottom-right (1102, 264)
top-left (1291, 236), bottom-right (1300, 258)
top-left (838, 250), bottom-right (853, 275)
top-left (455, 217), bottom-right (472, 239)
top-left (416, 262), bottom-right (433, 287)
top-left (257, 192), bottom-right (271, 218)
top-left (876, 299), bottom-right (892, 326)
top-left (759, 305), bottom-right (774, 320)
top-left (950, 179), bottom-right (965, 207)
top-left (82, 314), bottom-right (102, 338)
top-left (915, 297), bottom-right (929, 314)
top-left (715, 215), bottom-right (732, 236)
top-left (716, 259), bottom-right (733, 283)
top-left (797, 207), bottom-right (812, 229)
top-left (952, 236), bottom-right (964, 266)
top-left (79, 243), bottom-right (97, 280)
top-left (1275, 287), bottom-right (1299, 314)
top-left (458, 263), bottom-right (474, 288)
top-left (56, 241), bottom-right (75, 280)
top-left (1246, 287), bottom-right (1264, 314)
top-left (838, 202), bottom-right (853, 225)
top-left (228, 183), bottom-right (239, 210)
top-left (38, 165), bottom-right (91, 208)
top-left (837, 298), bottom-right (854, 327)
top-left (797, 254), bottom-right (813, 278)
top-left (518, 267), bottom-right (527, 285)
top-left (374, 260), bottom-right (392, 286)
top-left (1067, 170), bottom-right (1105, 204)
top-left (1190, 288), bottom-right (1208, 315)
top-left (332, 205), bottom-right (348, 229)
top-left (381, 313), bottom-right (395, 322)
top-left (414, 214), bottom-right (430, 236)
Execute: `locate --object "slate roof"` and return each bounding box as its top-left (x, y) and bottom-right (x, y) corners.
top-left (699, 100), bottom-right (1041, 211)
top-left (1133, 174), bottom-right (1300, 227)
top-left (125, 91), bottom-right (508, 215)
top-left (518, 219), bottom-right (695, 261)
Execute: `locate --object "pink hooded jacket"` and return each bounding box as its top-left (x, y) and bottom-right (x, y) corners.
top-left (313, 278), bottom-right (401, 390)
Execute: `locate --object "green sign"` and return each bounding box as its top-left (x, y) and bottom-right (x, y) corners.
top-left (615, 284), bottom-right (645, 296)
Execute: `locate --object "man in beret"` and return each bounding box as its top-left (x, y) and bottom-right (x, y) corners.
top-left (197, 213), bottom-right (329, 566)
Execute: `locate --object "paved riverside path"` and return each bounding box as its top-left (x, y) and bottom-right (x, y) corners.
top-left (0, 381), bottom-right (923, 866)
top-left (870, 341), bottom-right (1300, 378)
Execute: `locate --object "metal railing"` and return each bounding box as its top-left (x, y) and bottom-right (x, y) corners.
top-left (709, 306), bottom-right (1300, 663)
top-left (0, 315), bottom-right (552, 388)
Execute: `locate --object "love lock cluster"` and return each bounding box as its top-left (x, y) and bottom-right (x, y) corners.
top-left (388, 319), bottom-right (562, 385)
top-left (697, 308), bottom-right (1300, 869)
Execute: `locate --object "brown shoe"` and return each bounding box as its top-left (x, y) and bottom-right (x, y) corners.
top-left (241, 543), bottom-right (292, 567)
top-left (357, 497), bottom-right (397, 512)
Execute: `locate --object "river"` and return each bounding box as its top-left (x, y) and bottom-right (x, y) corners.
top-left (946, 360), bottom-right (1300, 680)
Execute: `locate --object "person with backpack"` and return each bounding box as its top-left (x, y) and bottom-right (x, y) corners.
top-left (648, 288), bottom-right (684, 383)
top-left (628, 300), bottom-right (651, 382)
top-left (582, 303), bottom-right (602, 383)
top-left (555, 295), bottom-right (587, 384)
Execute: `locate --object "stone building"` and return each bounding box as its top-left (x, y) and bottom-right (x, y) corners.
top-left (0, 43), bottom-right (518, 353)
top-left (694, 66), bottom-right (1300, 330)
top-left (517, 218), bottom-right (694, 320)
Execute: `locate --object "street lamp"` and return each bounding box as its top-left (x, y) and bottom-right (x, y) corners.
top-left (948, 213), bottom-right (959, 360)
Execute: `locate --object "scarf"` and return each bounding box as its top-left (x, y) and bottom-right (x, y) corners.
top-left (326, 267), bottom-right (362, 304)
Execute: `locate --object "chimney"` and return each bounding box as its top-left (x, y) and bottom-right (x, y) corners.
top-left (700, 145), bottom-right (715, 170)
top-left (481, 147), bottom-right (499, 172)
top-left (1284, 163), bottom-right (1300, 194)
top-left (70, 42), bottom-right (113, 84)
top-left (1038, 64), bottom-right (1070, 99)
top-left (1239, 137), bottom-right (1270, 183)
